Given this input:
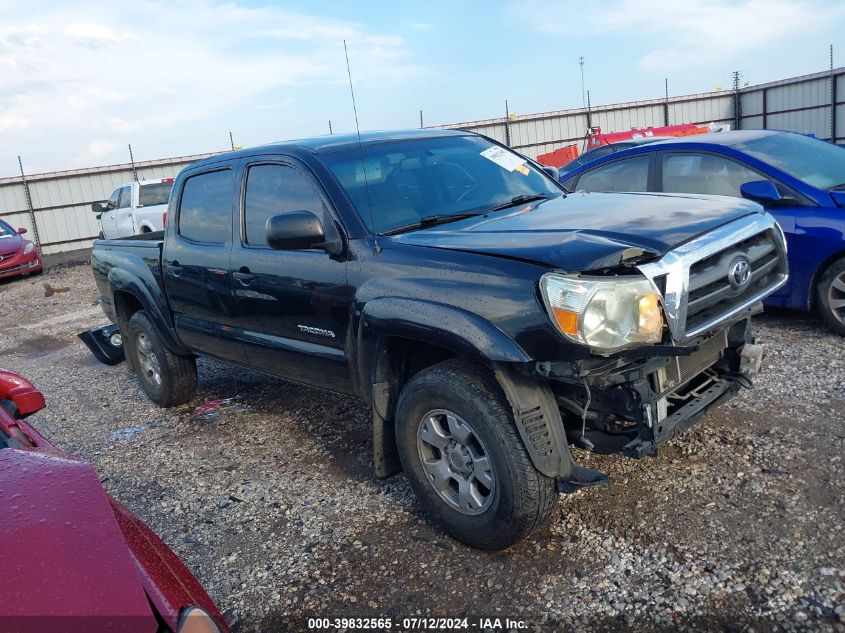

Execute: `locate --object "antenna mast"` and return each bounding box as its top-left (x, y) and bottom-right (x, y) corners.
top-left (343, 40), bottom-right (376, 246)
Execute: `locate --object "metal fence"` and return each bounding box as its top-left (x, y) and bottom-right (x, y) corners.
top-left (432, 67), bottom-right (844, 159)
top-left (0, 153), bottom-right (217, 257)
top-left (1, 65), bottom-right (843, 259)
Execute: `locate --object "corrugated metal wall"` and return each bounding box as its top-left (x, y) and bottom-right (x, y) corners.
top-left (0, 153), bottom-right (217, 256)
top-left (433, 67), bottom-right (843, 159)
top-left (1, 66), bottom-right (842, 258)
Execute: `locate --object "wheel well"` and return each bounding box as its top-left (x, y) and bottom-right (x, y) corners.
top-left (809, 248), bottom-right (845, 309)
top-left (375, 336), bottom-right (456, 402)
top-left (113, 291), bottom-right (143, 332)
top-left (370, 336), bottom-right (458, 478)
top-left (141, 225), bottom-right (152, 233)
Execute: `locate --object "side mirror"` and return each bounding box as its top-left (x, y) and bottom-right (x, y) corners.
top-left (16, 227), bottom-right (27, 235)
top-left (265, 211), bottom-right (325, 250)
top-left (92, 202), bottom-right (104, 213)
top-left (740, 180), bottom-right (782, 206)
top-left (541, 165), bottom-right (560, 181)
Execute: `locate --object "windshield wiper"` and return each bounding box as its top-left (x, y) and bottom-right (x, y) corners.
top-left (487, 193), bottom-right (555, 212)
top-left (379, 212), bottom-right (483, 236)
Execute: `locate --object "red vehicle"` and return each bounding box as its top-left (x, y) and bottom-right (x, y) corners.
top-left (0, 369), bottom-right (228, 633)
top-left (0, 219), bottom-right (42, 280)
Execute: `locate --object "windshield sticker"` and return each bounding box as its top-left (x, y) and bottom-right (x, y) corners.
top-left (515, 164), bottom-right (530, 176)
top-left (480, 146), bottom-right (527, 172)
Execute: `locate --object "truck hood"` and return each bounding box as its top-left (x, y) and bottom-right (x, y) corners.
top-left (390, 192), bottom-right (763, 271)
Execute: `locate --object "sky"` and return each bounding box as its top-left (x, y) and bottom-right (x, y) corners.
top-left (1, 0), bottom-right (843, 177)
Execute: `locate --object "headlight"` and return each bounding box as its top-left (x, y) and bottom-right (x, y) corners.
top-left (177, 606), bottom-right (222, 633)
top-left (540, 273), bottom-right (664, 352)
top-left (23, 241), bottom-right (34, 255)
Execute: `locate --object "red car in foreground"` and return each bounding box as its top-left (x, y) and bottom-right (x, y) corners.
top-left (0, 369), bottom-right (228, 633)
top-left (0, 220), bottom-right (42, 280)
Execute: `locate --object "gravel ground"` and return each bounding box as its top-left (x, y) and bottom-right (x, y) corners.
top-left (1, 263), bottom-right (844, 633)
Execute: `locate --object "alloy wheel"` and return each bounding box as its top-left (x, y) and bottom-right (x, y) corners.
top-left (416, 409), bottom-right (495, 515)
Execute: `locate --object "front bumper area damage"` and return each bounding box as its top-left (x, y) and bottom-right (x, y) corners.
top-left (541, 317), bottom-right (761, 460)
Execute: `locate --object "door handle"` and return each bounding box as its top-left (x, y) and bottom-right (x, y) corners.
top-left (165, 263), bottom-right (183, 278)
top-left (232, 267), bottom-right (253, 286)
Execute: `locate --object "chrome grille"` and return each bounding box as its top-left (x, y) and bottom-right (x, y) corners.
top-left (685, 230), bottom-right (784, 332)
top-left (638, 214), bottom-right (788, 343)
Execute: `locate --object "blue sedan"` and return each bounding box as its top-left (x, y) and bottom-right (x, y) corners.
top-left (560, 130), bottom-right (845, 335)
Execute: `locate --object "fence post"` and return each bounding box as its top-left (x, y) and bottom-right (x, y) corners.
top-left (504, 100), bottom-right (511, 146)
top-left (831, 45), bottom-right (837, 142)
top-left (664, 78), bottom-right (670, 127)
top-left (17, 156), bottom-right (41, 249)
top-left (762, 87), bottom-right (768, 130)
top-left (732, 71), bottom-right (742, 130)
top-left (128, 144), bottom-right (139, 182)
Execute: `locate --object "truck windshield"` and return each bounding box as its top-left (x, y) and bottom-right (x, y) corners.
top-left (322, 135), bottom-right (562, 234)
top-left (734, 132), bottom-right (845, 190)
top-left (138, 182), bottom-right (173, 207)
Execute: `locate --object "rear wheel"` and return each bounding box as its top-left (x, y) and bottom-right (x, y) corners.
top-left (817, 257), bottom-right (845, 336)
top-left (126, 311), bottom-right (197, 406)
top-left (395, 358), bottom-right (557, 550)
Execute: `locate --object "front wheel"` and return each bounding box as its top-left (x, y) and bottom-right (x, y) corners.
top-left (395, 359), bottom-right (557, 550)
top-left (126, 311), bottom-right (197, 406)
top-left (817, 257), bottom-right (845, 336)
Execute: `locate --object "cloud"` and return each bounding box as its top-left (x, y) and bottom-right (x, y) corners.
top-left (509, 0), bottom-right (842, 71)
top-left (63, 22), bottom-right (125, 43)
top-left (0, 1), bottom-right (426, 174)
top-left (75, 139), bottom-right (118, 166)
top-left (0, 113), bottom-right (30, 132)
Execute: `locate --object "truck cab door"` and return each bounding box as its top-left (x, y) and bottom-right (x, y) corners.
top-left (163, 167), bottom-right (245, 363)
top-left (231, 159), bottom-right (354, 394)
top-left (100, 188), bottom-right (121, 239)
top-left (114, 185), bottom-right (135, 237)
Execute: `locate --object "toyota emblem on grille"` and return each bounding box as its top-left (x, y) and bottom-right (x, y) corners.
top-left (728, 256), bottom-right (752, 290)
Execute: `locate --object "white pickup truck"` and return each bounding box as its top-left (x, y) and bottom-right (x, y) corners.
top-left (92, 178), bottom-right (174, 239)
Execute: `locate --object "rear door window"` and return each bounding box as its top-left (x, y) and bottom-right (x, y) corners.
top-left (177, 170), bottom-right (234, 244)
top-left (575, 156), bottom-right (651, 193)
top-left (139, 182), bottom-right (174, 207)
top-left (662, 152), bottom-right (762, 197)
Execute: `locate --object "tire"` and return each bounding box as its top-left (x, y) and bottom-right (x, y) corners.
top-left (817, 256), bottom-right (845, 336)
top-left (98, 231), bottom-right (104, 240)
top-left (125, 311), bottom-right (197, 406)
top-left (395, 358), bottom-right (557, 550)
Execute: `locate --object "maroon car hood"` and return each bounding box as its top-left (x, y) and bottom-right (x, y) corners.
top-left (0, 233), bottom-right (22, 254)
top-left (0, 447), bottom-right (157, 633)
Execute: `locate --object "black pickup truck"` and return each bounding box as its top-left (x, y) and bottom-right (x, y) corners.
top-left (90, 129), bottom-right (788, 549)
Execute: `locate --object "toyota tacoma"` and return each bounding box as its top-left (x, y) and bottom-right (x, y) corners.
top-left (89, 129), bottom-right (788, 549)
